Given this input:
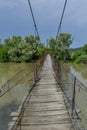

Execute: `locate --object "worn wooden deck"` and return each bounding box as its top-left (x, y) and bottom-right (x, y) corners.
top-left (9, 55), bottom-right (73, 130)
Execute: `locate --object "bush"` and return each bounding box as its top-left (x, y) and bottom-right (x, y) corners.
top-left (0, 47), bottom-right (9, 62)
top-left (71, 51), bottom-right (82, 61)
top-left (75, 55), bottom-right (87, 63)
top-left (83, 43), bottom-right (87, 54)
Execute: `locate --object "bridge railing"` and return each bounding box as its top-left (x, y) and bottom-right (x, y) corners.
top-left (0, 54), bottom-right (46, 98)
top-left (0, 69), bottom-right (22, 97)
top-left (67, 73), bottom-right (87, 130)
top-left (0, 69), bottom-right (33, 98)
top-left (52, 60), bottom-right (87, 130)
top-left (8, 54), bottom-right (46, 130)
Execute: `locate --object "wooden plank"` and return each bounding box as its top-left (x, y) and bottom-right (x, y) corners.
top-left (33, 87), bottom-right (58, 91)
top-left (8, 122), bottom-right (15, 130)
top-left (21, 115), bottom-right (70, 125)
top-left (35, 84), bottom-right (57, 87)
top-left (30, 94), bottom-right (64, 99)
top-left (34, 85), bottom-right (61, 90)
top-left (39, 79), bottom-right (56, 82)
top-left (31, 91), bottom-right (59, 96)
top-left (12, 117), bottom-right (18, 121)
top-left (29, 96), bottom-right (64, 103)
top-left (39, 76), bottom-right (55, 79)
top-left (40, 73), bottom-right (53, 75)
top-left (23, 110), bottom-right (68, 117)
top-left (31, 89), bottom-right (61, 96)
top-left (40, 76), bottom-right (55, 80)
top-left (27, 101), bottom-right (65, 107)
top-left (24, 104), bottom-right (66, 112)
top-left (37, 82), bottom-right (57, 85)
top-left (17, 124), bottom-right (73, 130)
top-left (11, 112), bottom-right (19, 117)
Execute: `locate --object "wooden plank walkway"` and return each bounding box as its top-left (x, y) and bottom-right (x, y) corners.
top-left (9, 55), bottom-right (73, 130)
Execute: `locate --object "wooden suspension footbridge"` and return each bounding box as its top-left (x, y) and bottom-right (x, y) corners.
top-left (8, 55), bottom-right (74, 130)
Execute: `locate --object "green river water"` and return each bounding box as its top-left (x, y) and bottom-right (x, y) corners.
top-left (63, 63), bottom-right (87, 130)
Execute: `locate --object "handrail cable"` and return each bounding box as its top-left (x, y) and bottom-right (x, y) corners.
top-left (56, 0), bottom-right (68, 39)
top-left (28, 0), bottom-right (40, 41)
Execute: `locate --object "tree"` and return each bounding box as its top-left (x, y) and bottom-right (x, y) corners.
top-left (38, 44), bottom-right (47, 56)
top-left (83, 43), bottom-right (87, 54)
top-left (49, 33), bottom-right (73, 61)
top-left (24, 35), bottom-right (41, 61)
top-left (0, 35), bottom-right (46, 63)
top-left (0, 39), bottom-right (2, 44)
top-left (58, 33), bottom-right (73, 47)
top-left (71, 51), bottom-right (82, 61)
top-left (4, 38), bottom-right (11, 46)
top-left (49, 38), bottom-right (56, 51)
top-left (0, 45), bottom-right (9, 62)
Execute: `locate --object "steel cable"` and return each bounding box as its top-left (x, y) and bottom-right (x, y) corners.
top-left (56, 0), bottom-right (68, 38)
top-left (28, 0), bottom-right (40, 42)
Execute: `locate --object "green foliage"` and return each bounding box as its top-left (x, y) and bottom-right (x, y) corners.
top-left (71, 44), bottom-right (87, 64)
top-left (71, 51), bottom-right (82, 61)
top-left (0, 45), bottom-right (9, 62)
top-left (71, 43), bottom-right (87, 64)
top-left (83, 43), bottom-right (87, 54)
top-left (0, 35), bottom-right (46, 63)
top-left (75, 55), bottom-right (87, 63)
top-left (37, 44), bottom-right (47, 56)
top-left (58, 33), bottom-right (73, 47)
top-left (49, 32), bottom-right (87, 64)
top-left (70, 47), bottom-right (82, 53)
top-left (49, 33), bottom-right (72, 62)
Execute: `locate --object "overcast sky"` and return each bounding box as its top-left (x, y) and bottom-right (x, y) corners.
top-left (0, 0), bottom-right (87, 48)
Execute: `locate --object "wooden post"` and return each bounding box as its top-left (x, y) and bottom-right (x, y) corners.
top-left (72, 77), bottom-right (76, 117)
top-left (32, 63), bottom-right (36, 83)
top-left (19, 120), bottom-right (21, 130)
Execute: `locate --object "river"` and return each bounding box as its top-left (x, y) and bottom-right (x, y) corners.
top-left (62, 63), bottom-right (87, 130)
top-left (70, 63), bottom-right (87, 86)
top-left (0, 63), bottom-right (33, 130)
